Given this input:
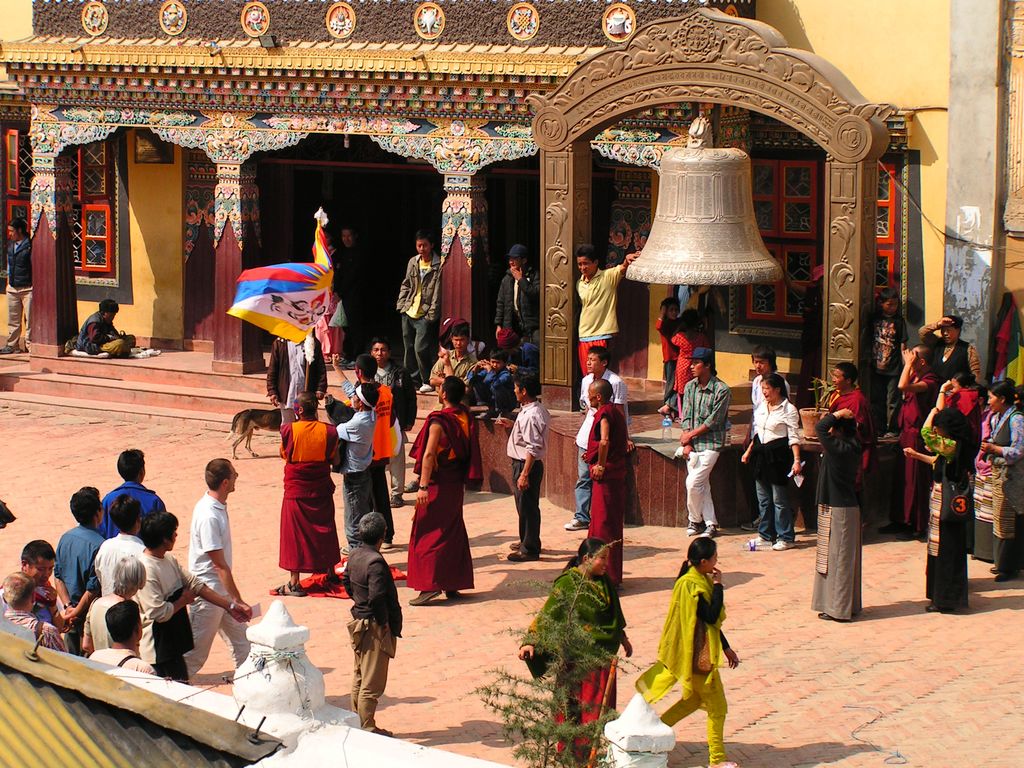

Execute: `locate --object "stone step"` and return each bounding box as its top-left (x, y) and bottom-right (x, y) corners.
top-left (0, 391), bottom-right (233, 429)
top-left (0, 370), bottom-right (268, 416)
top-left (29, 353), bottom-right (268, 395)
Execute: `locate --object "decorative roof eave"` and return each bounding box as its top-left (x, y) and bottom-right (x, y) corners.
top-left (0, 37), bottom-right (604, 78)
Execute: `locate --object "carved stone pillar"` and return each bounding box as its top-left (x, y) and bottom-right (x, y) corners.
top-left (822, 160), bottom-right (878, 377)
top-left (28, 153), bottom-right (77, 358)
top-left (539, 140), bottom-right (591, 410)
top-left (440, 173), bottom-right (490, 336)
top-left (211, 161), bottom-right (263, 373)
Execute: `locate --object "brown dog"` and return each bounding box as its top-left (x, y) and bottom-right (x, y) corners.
top-left (228, 408), bottom-right (282, 459)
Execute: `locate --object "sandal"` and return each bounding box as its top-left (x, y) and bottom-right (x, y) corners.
top-left (273, 582), bottom-right (308, 597)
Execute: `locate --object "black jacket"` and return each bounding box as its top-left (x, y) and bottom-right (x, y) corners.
top-left (494, 266), bottom-right (540, 335)
top-left (6, 238), bottom-right (31, 289)
top-left (376, 362), bottom-right (417, 431)
top-left (343, 546), bottom-right (403, 637)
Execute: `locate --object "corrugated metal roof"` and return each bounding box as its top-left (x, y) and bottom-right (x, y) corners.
top-left (0, 630), bottom-right (281, 768)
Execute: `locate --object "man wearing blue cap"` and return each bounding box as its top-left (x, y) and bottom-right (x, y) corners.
top-left (678, 347), bottom-right (731, 537)
top-left (494, 244), bottom-right (541, 345)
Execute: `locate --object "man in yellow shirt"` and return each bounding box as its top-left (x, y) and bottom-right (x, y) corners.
top-left (396, 230), bottom-right (443, 393)
top-left (575, 244), bottom-right (638, 371)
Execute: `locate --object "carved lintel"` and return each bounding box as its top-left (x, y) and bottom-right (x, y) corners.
top-left (531, 9), bottom-right (890, 164)
top-left (371, 133), bottom-right (537, 175)
top-left (152, 113), bottom-right (308, 164)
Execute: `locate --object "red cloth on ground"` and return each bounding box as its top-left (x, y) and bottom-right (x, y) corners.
top-left (279, 421), bottom-right (341, 573)
top-left (584, 404), bottom-right (628, 586)
top-left (671, 331), bottom-right (710, 393)
top-left (828, 388), bottom-right (877, 486)
top-left (407, 407), bottom-right (479, 592)
top-left (271, 560), bottom-right (407, 599)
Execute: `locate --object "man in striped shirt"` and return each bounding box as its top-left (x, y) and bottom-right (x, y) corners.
top-left (678, 347), bottom-right (732, 538)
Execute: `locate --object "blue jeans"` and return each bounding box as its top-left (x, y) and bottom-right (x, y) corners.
top-left (574, 452), bottom-right (592, 525)
top-left (756, 477), bottom-right (794, 543)
top-left (343, 469), bottom-right (373, 549)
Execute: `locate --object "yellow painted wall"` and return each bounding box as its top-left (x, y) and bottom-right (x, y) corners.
top-left (75, 131), bottom-right (183, 342)
top-left (0, 0), bottom-right (33, 78)
top-left (1006, 238), bottom-right (1024, 314)
top-left (757, 0), bottom-right (950, 325)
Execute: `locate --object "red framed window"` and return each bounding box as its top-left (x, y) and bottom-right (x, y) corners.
top-left (744, 158), bottom-right (822, 324)
top-left (875, 161), bottom-right (899, 292)
top-left (4, 130), bottom-right (18, 195)
top-left (70, 141), bottom-right (115, 278)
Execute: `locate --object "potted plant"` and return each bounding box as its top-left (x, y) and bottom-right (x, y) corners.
top-left (799, 377), bottom-right (835, 437)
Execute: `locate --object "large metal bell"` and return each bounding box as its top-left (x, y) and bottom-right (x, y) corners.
top-left (626, 119), bottom-right (782, 286)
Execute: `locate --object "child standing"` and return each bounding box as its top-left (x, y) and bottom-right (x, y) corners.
top-left (869, 287), bottom-right (908, 436)
top-left (656, 296), bottom-right (681, 416)
top-left (637, 537), bottom-right (740, 768)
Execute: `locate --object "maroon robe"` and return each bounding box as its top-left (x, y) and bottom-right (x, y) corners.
top-left (583, 403), bottom-right (629, 586)
top-left (279, 420), bottom-right (340, 572)
top-left (407, 407), bottom-right (482, 592)
top-left (898, 370), bottom-right (939, 531)
top-left (828, 388), bottom-right (877, 487)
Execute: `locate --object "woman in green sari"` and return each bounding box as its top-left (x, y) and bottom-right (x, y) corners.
top-left (519, 538), bottom-right (632, 752)
top-left (637, 536), bottom-right (740, 768)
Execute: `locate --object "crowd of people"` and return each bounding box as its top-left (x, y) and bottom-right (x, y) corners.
top-left (3, 228), bottom-right (1022, 768)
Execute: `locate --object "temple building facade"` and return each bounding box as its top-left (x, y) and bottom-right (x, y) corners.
top-left (0, 0), bottom-right (1017, 397)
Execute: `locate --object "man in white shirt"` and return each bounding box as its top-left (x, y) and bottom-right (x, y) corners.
top-left (565, 346), bottom-right (629, 531)
top-left (89, 600), bottom-right (157, 675)
top-left (93, 495), bottom-right (144, 596)
top-left (184, 459), bottom-right (251, 679)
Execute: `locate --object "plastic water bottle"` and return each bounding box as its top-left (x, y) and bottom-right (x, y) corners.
top-left (661, 416), bottom-right (673, 441)
top-left (743, 537), bottom-right (769, 552)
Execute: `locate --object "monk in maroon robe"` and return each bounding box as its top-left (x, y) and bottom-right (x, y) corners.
top-left (407, 376), bottom-right (482, 605)
top-left (583, 378), bottom-right (629, 586)
top-left (896, 345), bottom-right (939, 535)
top-left (826, 362), bottom-right (877, 487)
top-left (277, 392), bottom-right (340, 596)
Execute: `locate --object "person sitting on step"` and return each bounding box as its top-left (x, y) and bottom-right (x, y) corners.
top-left (75, 299), bottom-right (135, 358)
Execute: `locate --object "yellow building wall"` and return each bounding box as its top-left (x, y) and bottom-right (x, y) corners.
top-left (0, 0), bottom-right (33, 78)
top-left (1006, 239), bottom-right (1024, 317)
top-left (74, 131), bottom-right (184, 343)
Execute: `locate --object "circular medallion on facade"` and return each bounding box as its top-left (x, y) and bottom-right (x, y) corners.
top-left (240, 1), bottom-right (271, 38)
top-left (413, 2), bottom-right (446, 41)
top-left (506, 2), bottom-right (540, 42)
top-left (81, 1), bottom-right (109, 37)
top-left (325, 2), bottom-right (357, 40)
top-left (601, 3), bottom-right (636, 43)
top-left (159, 0), bottom-right (189, 36)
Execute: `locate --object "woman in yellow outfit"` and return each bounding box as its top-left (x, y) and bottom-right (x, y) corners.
top-left (637, 537), bottom-right (740, 768)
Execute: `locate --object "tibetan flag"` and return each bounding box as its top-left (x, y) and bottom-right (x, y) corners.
top-left (311, 206), bottom-right (333, 269)
top-left (227, 208), bottom-right (335, 342)
top-left (990, 293), bottom-right (1023, 385)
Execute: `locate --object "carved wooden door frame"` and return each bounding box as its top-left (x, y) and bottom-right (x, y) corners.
top-left (530, 8), bottom-right (891, 407)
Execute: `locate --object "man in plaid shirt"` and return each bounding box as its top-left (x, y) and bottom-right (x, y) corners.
top-left (678, 347), bottom-right (732, 538)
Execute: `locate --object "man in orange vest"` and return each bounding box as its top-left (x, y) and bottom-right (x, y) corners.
top-left (340, 355), bottom-right (399, 548)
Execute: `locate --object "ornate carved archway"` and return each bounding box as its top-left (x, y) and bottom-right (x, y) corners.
top-left (530, 9), bottom-right (892, 407)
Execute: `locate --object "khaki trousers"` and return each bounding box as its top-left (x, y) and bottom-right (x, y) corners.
top-left (348, 618), bottom-right (396, 730)
top-left (183, 597), bottom-right (251, 680)
top-left (5, 286), bottom-right (31, 350)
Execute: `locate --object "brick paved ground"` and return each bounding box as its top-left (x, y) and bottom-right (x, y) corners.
top-left (2, 405), bottom-right (1022, 767)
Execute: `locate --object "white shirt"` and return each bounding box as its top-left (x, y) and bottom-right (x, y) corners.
top-left (751, 398), bottom-right (801, 446)
top-left (188, 494), bottom-right (232, 590)
top-left (575, 370), bottom-right (629, 449)
top-left (93, 533), bottom-right (144, 596)
top-left (751, 373), bottom-right (765, 411)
